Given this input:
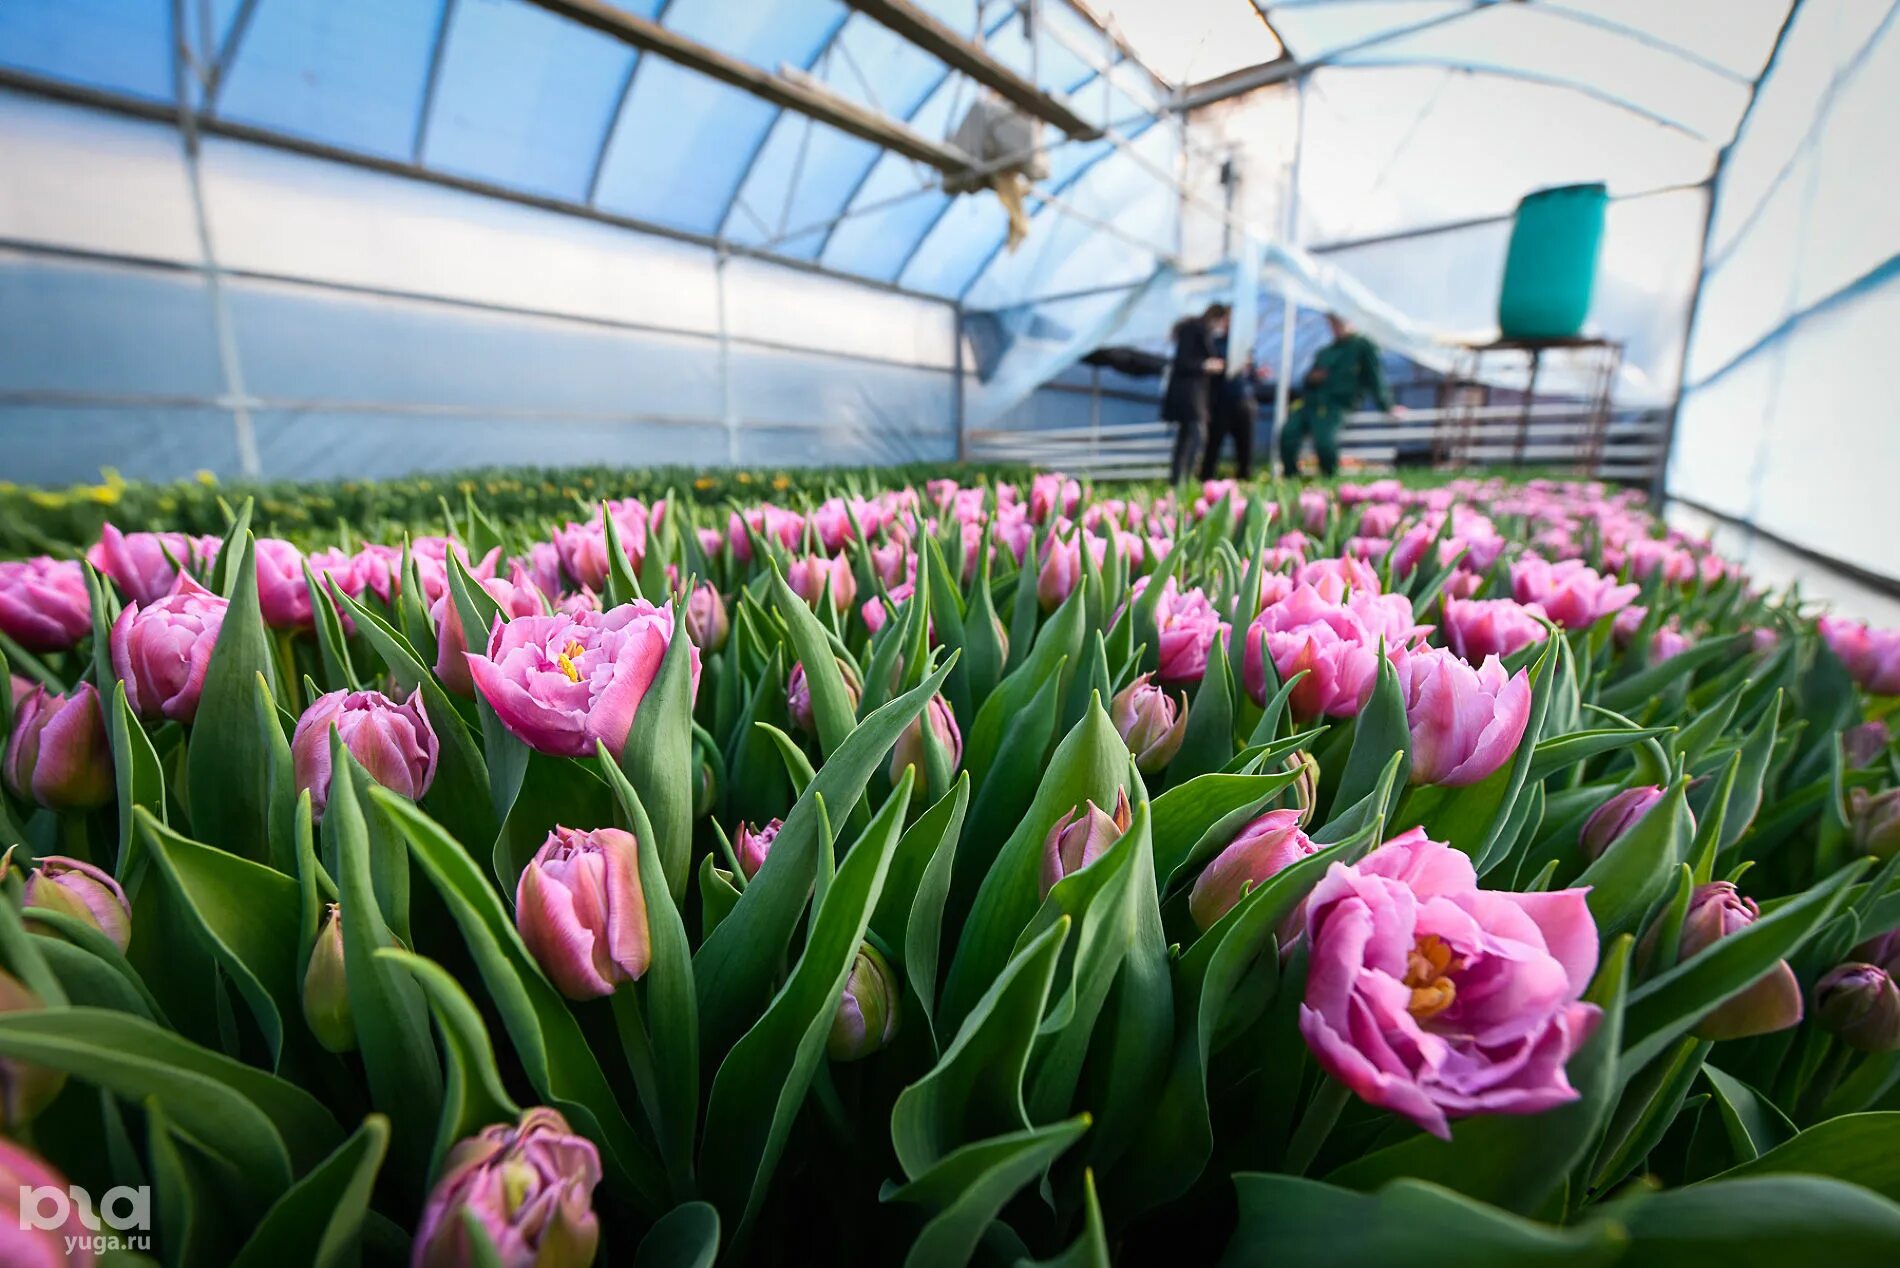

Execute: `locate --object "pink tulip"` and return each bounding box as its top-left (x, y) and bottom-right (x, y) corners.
top-left (1242, 585), bottom-right (1422, 719)
top-left (255, 537), bottom-right (315, 628)
top-left (1039, 788), bottom-right (1132, 897)
top-left (1357, 502), bottom-right (1403, 537)
top-left (684, 582), bottom-right (728, 652)
top-left (413, 1107), bottom-right (601, 1268)
top-left (786, 553), bottom-right (857, 615)
top-left (466, 602), bottom-right (699, 760)
top-left (1509, 557), bottom-right (1639, 630)
top-left (1137, 579), bottom-right (1227, 686)
top-left (1036, 536), bottom-right (1085, 612)
top-left (861, 582), bottom-right (914, 636)
top-left (21, 855), bottom-right (131, 953)
top-left (350, 543), bottom-right (404, 605)
top-left (0, 557), bottom-right (91, 653)
top-left (1301, 828), bottom-right (1600, 1139)
top-left (1299, 488), bottom-right (1330, 532)
top-left (87, 523), bottom-right (217, 605)
top-left (726, 504), bottom-right (804, 563)
top-left (515, 826), bottom-right (649, 1000)
top-left (290, 689), bottom-right (439, 819)
top-left (889, 694), bottom-right (961, 796)
top-left (1440, 597), bottom-right (1548, 665)
top-left (429, 577), bottom-right (545, 698)
top-left (109, 574), bottom-right (226, 724)
top-left (1029, 473), bottom-right (1081, 523)
top-left (409, 536), bottom-right (501, 607)
top-left (511, 542), bottom-right (564, 605)
top-left (1294, 555), bottom-right (1382, 601)
top-left (786, 658), bottom-right (863, 734)
top-left (1110, 675), bottom-right (1187, 774)
top-left (1188, 808), bottom-right (1317, 932)
top-left (1579, 785), bottom-right (1669, 860)
top-left (1395, 648), bottom-right (1532, 787)
top-left (0, 1137), bottom-right (94, 1267)
top-left (1819, 616), bottom-right (1900, 695)
top-left (1649, 882), bottom-right (1803, 1041)
top-left (733, 818), bottom-right (781, 880)
top-left (4, 684), bottom-right (113, 811)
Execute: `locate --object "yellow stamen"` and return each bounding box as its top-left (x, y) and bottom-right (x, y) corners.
top-left (556, 639), bottom-right (585, 683)
top-left (1404, 934), bottom-right (1460, 1022)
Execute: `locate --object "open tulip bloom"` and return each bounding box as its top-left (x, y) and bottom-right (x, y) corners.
top-left (1, 471), bottom-right (1898, 1263)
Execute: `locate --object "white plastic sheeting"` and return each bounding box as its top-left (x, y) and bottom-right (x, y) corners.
top-left (1669, 1), bottom-right (1900, 583)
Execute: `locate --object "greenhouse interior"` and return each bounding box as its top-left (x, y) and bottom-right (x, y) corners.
top-left (2, 1), bottom-right (1899, 1264)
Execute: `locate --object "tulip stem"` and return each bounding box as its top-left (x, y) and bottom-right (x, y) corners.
top-left (1283, 1076), bottom-right (1351, 1176)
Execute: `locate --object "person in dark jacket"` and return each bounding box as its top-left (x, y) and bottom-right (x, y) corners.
top-left (1280, 313), bottom-right (1401, 477)
top-left (1164, 304), bottom-right (1229, 482)
top-left (1202, 356), bottom-right (1270, 480)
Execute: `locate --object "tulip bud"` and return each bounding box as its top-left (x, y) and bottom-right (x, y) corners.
top-left (289, 688), bottom-right (439, 820)
top-left (1036, 537), bottom-right (1081, 612)
top-left (1039, 788), bottom-right (1133, 898)
top-left (685, 582), bottom-right (729, 652)
top-left (1848, 787), bottom-right (1900, 859)
top-left (109, 574), bottom-right (227, 724)
top-left (694, 754), bottom-right (718, 820)
top-left (0, 1137), bottom-right (97, 1262)
top-left (827, 942), bottom-right (900, 1061)
top-left (1856, 930), bottom-right (1900, 976)
top-left (413, 1107), bottom-right (602, 1268)
top-left (0, 556), bottom-right (94, 653)
top-left (1396, 648), bottom-right (1532, 786)
top-left (786, 554), bottom-right (857, 615)
top-left (1283, 750), bottom-right (1320, 826)
top-left (889, 695), bottom-right (962, 795)
top-left (1649, 882), bottom-right (1804, 1040)
top-left (1815, 962), bottom-right (1900, 1052)
top-left (787, 658), bottom-right (863, 734)
top-left (733, 819), bottom-right (781, 880)
top-left (1188, 809), bottom-right (1319, 932)
top-left (1580, 785), bottom-right (1668, 860)
top-left (1110, 675), bottom-right (1187, 774)
top-left (302, 903), bottom-right (355, 1053)
top-left (516, 827), bottom-right (650, 1001)
top-left (4, 683), bottom-right (114, 811)
top-left (0, 968), bottom-right (65, 1129)
top-left (1844, 721), bottom-right (1892, 769)
top-left (22, 854), bottom-right (131, 952)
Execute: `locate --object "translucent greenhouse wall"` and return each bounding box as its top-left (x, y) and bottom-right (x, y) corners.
top-left (1668, 3), bottom-right (1900, 583)
top-left (0, 91), bottom-right (961, 485)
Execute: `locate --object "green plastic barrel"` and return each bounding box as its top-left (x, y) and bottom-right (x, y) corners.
top-left (1497, 183), bottom-right (1607, 340)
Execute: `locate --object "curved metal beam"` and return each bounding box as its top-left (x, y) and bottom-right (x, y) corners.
top-left (1330, 57), bottom-right (1722, 142)
top-left (713, 11), bottom-right (853, 239)
top-left (812, 9), bottom-right (1019, 262)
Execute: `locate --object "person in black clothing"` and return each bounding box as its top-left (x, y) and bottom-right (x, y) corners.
top-left (1202, 356), bottom-right (1271, 480)
top-left (1155, 304), bottom-right (1231, 482)
top-left (1163, 303), bottom-right (1229, 482)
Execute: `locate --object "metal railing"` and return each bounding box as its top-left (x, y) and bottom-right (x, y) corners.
top-left (965, 404), bottom-right (1671, 483)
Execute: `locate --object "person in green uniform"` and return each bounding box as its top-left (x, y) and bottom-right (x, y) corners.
top-left (1279, 314), bottom-right (1402, 478)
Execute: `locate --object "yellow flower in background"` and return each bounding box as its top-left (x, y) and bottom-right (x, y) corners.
top-left (694, 476), bottom-right (716, 490)
top-left (195, 469), bottom-right (218, 486)
top-left (735, 471), bottom-right (753, 484)
top-left (771, 475), bottom-right (791, 491)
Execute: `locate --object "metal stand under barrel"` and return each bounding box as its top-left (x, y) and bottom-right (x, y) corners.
top-left (1435, 336), bottom-right (1623, 473)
